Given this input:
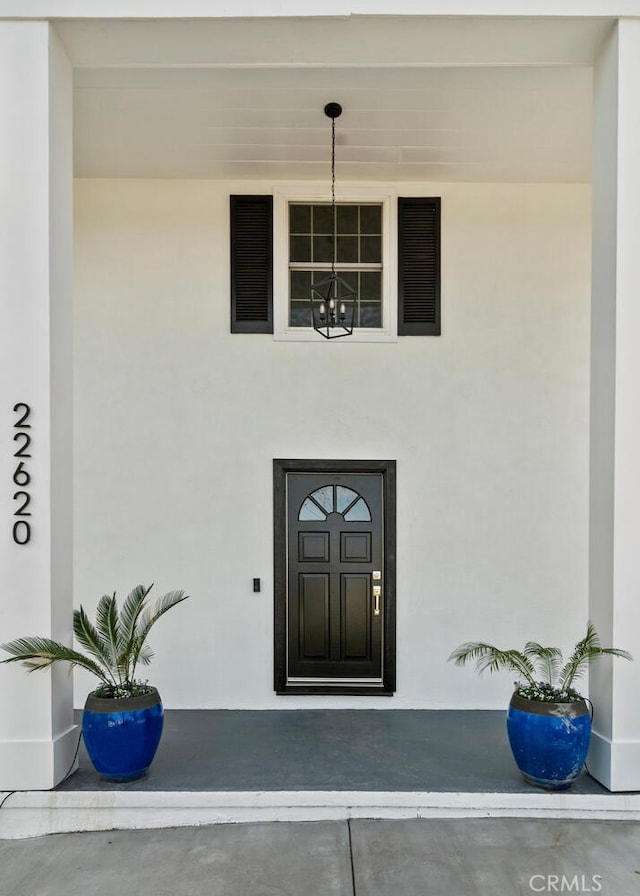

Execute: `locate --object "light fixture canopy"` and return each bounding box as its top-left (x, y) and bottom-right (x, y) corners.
top-left (309, 102), bottom-right (356, 339)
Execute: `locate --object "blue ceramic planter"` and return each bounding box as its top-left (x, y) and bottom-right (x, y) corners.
top-left (82, 687), bottom-right (164, 782)
top-left (506, 693), bottom-right (591, 791)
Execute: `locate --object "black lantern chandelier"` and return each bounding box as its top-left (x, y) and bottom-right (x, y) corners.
top-left (309, 102), bottom-right (356, 339)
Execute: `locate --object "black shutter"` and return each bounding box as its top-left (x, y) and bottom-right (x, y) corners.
top-left (398, 197), bottom-right (441, 336)
top-left (230, 195), bottom-right (273, 333)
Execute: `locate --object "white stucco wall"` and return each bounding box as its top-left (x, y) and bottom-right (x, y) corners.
top-left (73, 178), bottom-right (591, 710)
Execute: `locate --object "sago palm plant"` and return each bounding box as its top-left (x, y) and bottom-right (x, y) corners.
top-left (449, 622), bottom-right (631, 703)
top-left (1, 584), bottom-right (188, 699)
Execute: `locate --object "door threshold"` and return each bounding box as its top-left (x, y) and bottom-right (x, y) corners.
top-left (278, 683), bottom-right (394, 696)
top-left (287, 677), bottom-right (384, 686)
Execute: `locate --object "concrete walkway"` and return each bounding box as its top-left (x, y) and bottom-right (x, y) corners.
top-left (1, 818), bottom-right (639, 895)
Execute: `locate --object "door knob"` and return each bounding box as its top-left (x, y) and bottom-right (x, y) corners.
top-left (373, 584), bottom-right (381, 616)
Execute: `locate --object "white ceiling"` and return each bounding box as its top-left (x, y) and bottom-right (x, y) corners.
top-left (59, 16), bottom-right (614, 182)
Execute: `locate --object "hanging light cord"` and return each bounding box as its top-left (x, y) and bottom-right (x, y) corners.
top-left (309, 101), bottom-right (355, 338)
top-left (331, 114), bottom-right (337, 277)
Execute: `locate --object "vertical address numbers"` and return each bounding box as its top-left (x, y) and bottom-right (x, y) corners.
top-left (12, 403), bottom-right (32, 544)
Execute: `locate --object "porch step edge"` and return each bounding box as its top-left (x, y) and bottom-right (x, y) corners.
top-left (2, 789), bottom-right (640, 839)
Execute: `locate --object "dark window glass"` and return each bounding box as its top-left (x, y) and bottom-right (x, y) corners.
top-left (290, 204), bottom-right (311, 233)
top-left (358, 303), bottom-right (382, 328)
top-left (360, 235), bottom-right (381, 263)
top-left (291, 270), bottom-right (312, 298)
top-left (360, 271), bottom-right (381, 302)
top-left (337, 205), bottom-right (358, 233)
top-left (338, 270), bottom-right (358, 293)
top-left (289, 203), bottom-right (383, 329)
top-left (336, 235), bottom-right (358, 263)
top-left (360, 204), bottom-right (381, 233)
top-left (313, 234), bottom-right (334, 264)
top-left (290, 303), bottom-right (313, 327)
top-left (290, 270), bottom-right (312, 326)
top-left (312, 205), bottom-right (333, 234)
top-left (290, 235), bottom-right (311, 263)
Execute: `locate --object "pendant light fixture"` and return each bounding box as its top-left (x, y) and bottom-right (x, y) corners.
top-left (309, 102), bottom-right (356, 339)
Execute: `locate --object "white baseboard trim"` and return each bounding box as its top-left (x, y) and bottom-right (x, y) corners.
top-left (0, 724), bottom-right (79, 792)
top-left (588, 731), bottom-right (640, 791)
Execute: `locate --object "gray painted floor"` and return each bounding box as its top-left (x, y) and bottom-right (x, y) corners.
top-left (57, 709), bottom-right (610, 794)
top-left (1, 818), bottom-right (639, 895)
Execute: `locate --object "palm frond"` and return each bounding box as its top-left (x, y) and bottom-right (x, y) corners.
top-left (559, 622), bottom-right (632, 690)
top-left (129, 590), bottom-right (188, 675)
top-left (116, 584), bottom-right (153, 681)
top-left (1, 637), bottom-right (108, 681)
top-left (95, 593), bottom-right (120, 672)
top-left (73, 606), bottom-right (113, 678)
top-left (448, 642), bottom-right (537, 686)
top-left (523, 642), bottom-right (562, 688)
top-left (118, 584), bottom-right (153, 652)
top-left (137, 644), bottom-right (154, 666)
top-left (135, 590), bottom-right (188, 642)
top-left (2, 584), bottom-right (188, 696)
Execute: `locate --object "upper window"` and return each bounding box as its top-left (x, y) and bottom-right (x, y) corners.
top-left (288, 203), bottom-right (383, 329)
top-left (229, 192), bottom-right (440, 340)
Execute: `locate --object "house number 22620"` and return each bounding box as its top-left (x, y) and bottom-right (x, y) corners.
top-left (12, 403), bottom-right (32, 545)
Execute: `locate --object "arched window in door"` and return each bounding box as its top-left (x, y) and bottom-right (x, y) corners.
top-left (298, 485), bottom-right (371, 522)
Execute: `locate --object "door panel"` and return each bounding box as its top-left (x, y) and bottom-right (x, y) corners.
top-left (341, 532), bottom-right (371, 562)
top-left (342, 574), bottom-right (371, 659)
top-left (274, 459), bottom-right (396, 696)
top-left (298, 574), bottom-right (329, 660)
top-left (299, 532), bottom-right (329, 562)
top-left (286, 472), bottom-right (383, 682)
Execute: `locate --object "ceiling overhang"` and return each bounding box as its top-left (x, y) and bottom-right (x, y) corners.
top-left (52, 15), bottom-right (615, 181)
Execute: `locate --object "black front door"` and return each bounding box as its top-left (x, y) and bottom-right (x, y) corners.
top-left (274, 460), bottom-right (396, 695)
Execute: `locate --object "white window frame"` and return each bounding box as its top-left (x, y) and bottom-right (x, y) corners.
top-left (273, 186), bottom-right (397, 343)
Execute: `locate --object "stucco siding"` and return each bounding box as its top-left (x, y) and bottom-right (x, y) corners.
top-left (73, 178), bottom-right (591, 709)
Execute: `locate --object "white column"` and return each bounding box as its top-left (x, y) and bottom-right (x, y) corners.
top-left (588, 19), bottom-right (640, 791)
top-left (0, 22), bottom-right (76, 790)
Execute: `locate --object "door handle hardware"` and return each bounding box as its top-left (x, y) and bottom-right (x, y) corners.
top-left (373, 584), bottom-right (381, 616)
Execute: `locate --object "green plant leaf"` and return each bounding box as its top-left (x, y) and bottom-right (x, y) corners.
top-left (450, 622), bottom-right (632, 700)
top-left (130, 590), bottom-right (188, 675)
top-left (1, 584), bottom-right (189, 695)
top-left (117, 584), bottom-right (154, 681)
top-left (73, 606), bottom-right (114, 683)
top-left (138, 644), bottom-right (154, 666)
top-left (95, 593), bottom-right (120, 675)
top-left (523, 642), bottom-right (562, 688)
top-left (559, 621), bottom-right (632, 690)
top-left (1, 637), bottom-right (108, 681)
top-left (448, 642), bottom-right (537, 686)
top-left (118, 584), bottom-right (153, 647)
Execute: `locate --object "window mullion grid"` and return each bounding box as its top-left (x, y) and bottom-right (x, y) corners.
top-left (288, 200), bottom-right (385, 332)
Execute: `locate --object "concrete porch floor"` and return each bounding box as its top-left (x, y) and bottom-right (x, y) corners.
top-left (60, 709), bottom-right (611, 794)
top-left (3, 710), bottom-right (640, 839)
